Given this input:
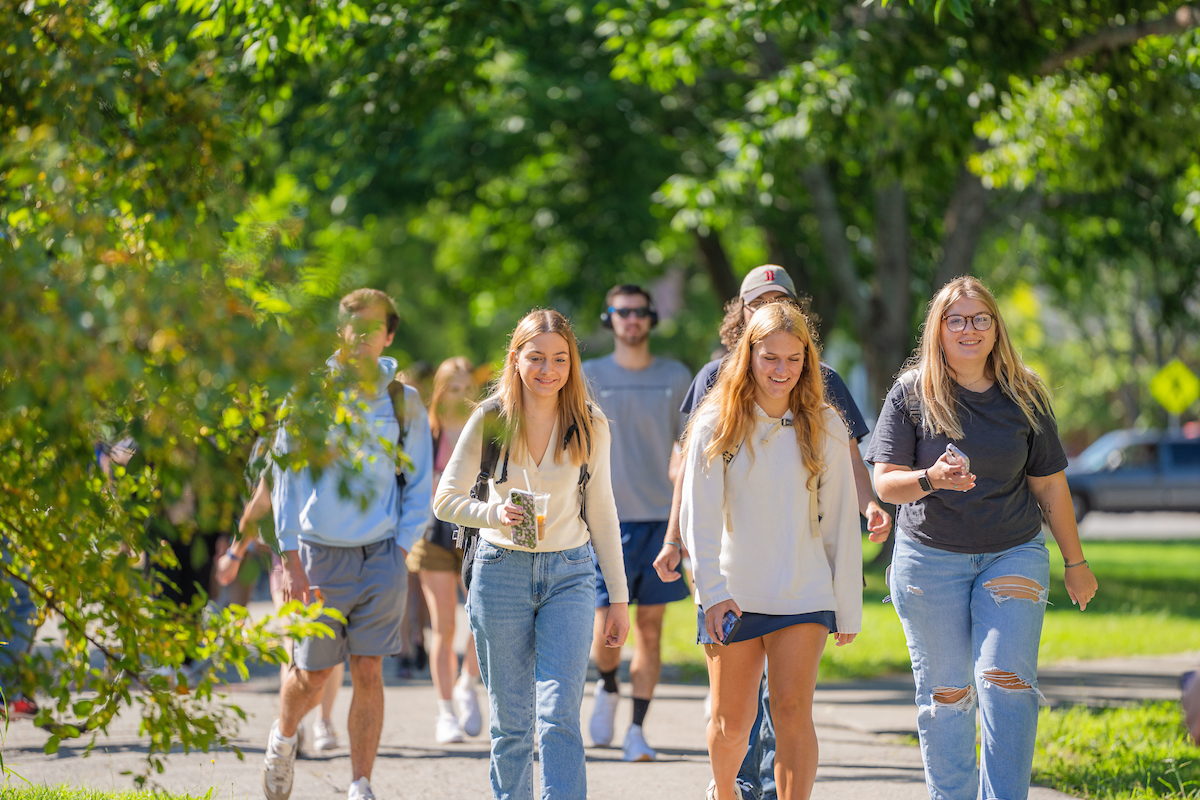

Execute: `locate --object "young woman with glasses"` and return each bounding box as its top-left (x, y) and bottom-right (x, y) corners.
top-left (865, 276), bottom-right (1098, 800)
top-left (434, 309), bottom-right (630, 800)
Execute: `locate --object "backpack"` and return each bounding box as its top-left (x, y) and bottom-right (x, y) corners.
top-left (454, 399), bottom-right (594, 590)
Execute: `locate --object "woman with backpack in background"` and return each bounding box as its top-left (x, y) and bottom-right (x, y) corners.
top-left (434, 309), bottom-right (629, 800)
top-left (406, 356), bottom-right (484, 743)
top-left (682, 303), bottom-right (862, 800)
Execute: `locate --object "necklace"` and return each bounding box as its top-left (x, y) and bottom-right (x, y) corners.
top-left (960, 375), bottom-right (989, 390)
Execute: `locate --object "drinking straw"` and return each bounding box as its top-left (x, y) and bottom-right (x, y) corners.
top-left (523, 469), bottom-right (533, 494)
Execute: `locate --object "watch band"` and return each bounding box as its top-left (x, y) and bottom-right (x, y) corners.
top-left (917, 471), bottom-right (934, 493)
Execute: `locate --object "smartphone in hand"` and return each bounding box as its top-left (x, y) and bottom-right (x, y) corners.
top-left (945, 443), bottom-right (970, 473)
top-left (720, 610), bottom-right (742, 644)
top-left (507, 489), bottom-right (539, 549)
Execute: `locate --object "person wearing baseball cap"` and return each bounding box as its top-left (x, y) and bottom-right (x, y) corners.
top-left (655, 264), bottom-right (891, 800)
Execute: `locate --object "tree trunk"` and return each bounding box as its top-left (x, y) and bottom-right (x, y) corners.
top-left (865, 180), bottom-right (913, 407)
top-left (694, 229), bottom-right (740, 302)
top-left (802, 163), bottom-right (869, 322)
top-left (935, 167), bottom-right (989, 289)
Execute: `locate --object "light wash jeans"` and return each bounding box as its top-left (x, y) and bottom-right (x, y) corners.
top-left (890, 530), bottom-right (1050, 800)
top-left (467, 540), bottom-right (596, 800)
top-left (0, 540), bottom-right (38, 696)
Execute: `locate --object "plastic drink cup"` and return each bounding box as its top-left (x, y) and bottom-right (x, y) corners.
top-left (533, 492), bottom-right (550, 540)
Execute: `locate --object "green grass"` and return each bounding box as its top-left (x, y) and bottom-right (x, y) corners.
top-left (657, 536), bottom-right (1200, 683)
top-left (1033, 701), bottom-right (1200, 799)
top-left (0, 790), bottom-right (197, 800)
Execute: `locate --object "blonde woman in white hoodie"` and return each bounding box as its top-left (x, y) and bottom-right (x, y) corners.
top-left (682, 303), bottom-right (862, 800)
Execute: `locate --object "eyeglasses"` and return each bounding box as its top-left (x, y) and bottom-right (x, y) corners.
top-left (943, 313), bottom-right (994, 333)
top-left (609, 306), bottom-right (652, 319)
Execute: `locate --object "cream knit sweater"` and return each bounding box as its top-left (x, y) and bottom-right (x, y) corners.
top-left (682, 404), bottom-right (863, 633)
top-left (434, 405), bottom-right (629, 604)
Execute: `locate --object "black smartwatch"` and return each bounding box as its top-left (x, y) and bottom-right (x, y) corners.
top-left (917, 470), bottom-right (935, 493)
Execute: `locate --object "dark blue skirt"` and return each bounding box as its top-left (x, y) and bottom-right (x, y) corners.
top-left (696, 606), bottom-right (837, 645)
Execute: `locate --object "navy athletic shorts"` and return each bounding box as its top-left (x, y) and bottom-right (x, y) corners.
top-left (594, 520), bottom-right (691, 607)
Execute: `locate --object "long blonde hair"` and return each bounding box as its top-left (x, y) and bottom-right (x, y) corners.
top-left (428, 356), bottom-right (476, 441)
top-left (688, 303), bottom-right (829, 490)
top-left (485, 309), bottom-right (594, 467)
top-left (904, 276), bottom-right (1052, 440)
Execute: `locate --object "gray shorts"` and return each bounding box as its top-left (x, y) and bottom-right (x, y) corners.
top-left (293, 538), bottom-right (408, 671)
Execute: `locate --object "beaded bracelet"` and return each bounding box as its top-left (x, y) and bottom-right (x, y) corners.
top-left (1063, 559), bottom-right (1089, 569)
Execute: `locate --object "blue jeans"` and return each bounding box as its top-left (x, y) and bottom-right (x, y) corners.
top-left (0, 540), bottom-right (37, 695)
top-left (737, 669), bottom-right (776, 800)
top-left (467, 540), bottom-right (597, 800)
top-left (890, 531), bottom-right (1050, 800)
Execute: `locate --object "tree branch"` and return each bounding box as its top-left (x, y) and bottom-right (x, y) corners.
top-left (1040, 5), bottom-right (1200, 74)
top-left (801, 163), bottom-right (868, 320)
top-left (0, 554), bottom-right (131, 682)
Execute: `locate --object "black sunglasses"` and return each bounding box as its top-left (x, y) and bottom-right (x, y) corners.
top-left (609, 306), bottom-right (652, 319)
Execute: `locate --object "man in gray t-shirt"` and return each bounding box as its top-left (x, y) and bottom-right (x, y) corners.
top-left (581, 284), bottom-right (693, 763)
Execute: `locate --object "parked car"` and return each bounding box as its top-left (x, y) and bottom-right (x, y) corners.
top-left (1065, 429), bottom-right (1200, 521)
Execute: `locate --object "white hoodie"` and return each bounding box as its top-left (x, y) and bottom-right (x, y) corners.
top-left (682, 404), bottom-right (863, 633)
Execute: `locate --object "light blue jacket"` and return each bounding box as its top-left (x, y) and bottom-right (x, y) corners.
top-left (272, 355), bottom-right (433, 554)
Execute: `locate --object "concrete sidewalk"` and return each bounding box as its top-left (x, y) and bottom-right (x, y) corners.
top-left (7, 652), bottom-right (1186, 799)
top-left (2, 597), bottom-right (1192, 799)
top-left (0, 674), bottom-right (1066, 800)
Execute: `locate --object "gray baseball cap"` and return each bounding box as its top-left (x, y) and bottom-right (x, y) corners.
top-left (739, 265), bottom-right (797, 303)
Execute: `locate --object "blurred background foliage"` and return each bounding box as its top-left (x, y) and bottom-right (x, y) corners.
top-left (1, 0), bottom-right (1199, 765)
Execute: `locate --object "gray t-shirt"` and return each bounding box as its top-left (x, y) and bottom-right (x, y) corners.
top-left (583, 354), bottom-right (694, 522)
top-left (864, 371), bottom-right (1068, 554)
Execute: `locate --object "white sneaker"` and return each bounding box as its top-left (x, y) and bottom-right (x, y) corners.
top-left (589, 681), bottom-right (620, 747)
top-left (454, 679), bottom-right (483, 737)
top-left (622, 723), bottom-right (656, 762)
top-left (262, 721), bottom-right (298, 800)
top-left (705, 779), bottom-right (744, 800)
top-left (435, 711), bottom-right (464, 744)
top-left (347, 777), bottom-right (375, 800)
top-left (312, 717), bottom-right (338, 752)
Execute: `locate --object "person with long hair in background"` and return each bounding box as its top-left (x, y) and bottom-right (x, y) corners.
top-left (866, 276), bottom-right (1098, 800)
top-left (683, 303), bottom-right (862, 800)
top-left (406, 357), bottom-right (484, 743)
top-left (435, 309), bottom-right (630, 800)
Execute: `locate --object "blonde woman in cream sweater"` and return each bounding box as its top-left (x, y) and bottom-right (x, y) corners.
top-left (682, 303), bottom-right (862, 800)
top-left (435, 309), bottom-right (629, 800)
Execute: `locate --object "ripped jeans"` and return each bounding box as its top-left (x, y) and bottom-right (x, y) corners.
top-left (889, 530), bottom-right (1049, 800)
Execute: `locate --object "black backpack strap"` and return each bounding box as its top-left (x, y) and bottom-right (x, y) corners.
top-left (387, 380), bottom-right (408, 494)
top-left (565, 404), bottom-right (596, 523)
top-left (387, 380), bottom-right (408, 450)
top-left (454, 400), bottom-right (506, 550)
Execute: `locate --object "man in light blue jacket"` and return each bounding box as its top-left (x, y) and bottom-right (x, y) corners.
top-left (263, 289), bottom-right (433, 800)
